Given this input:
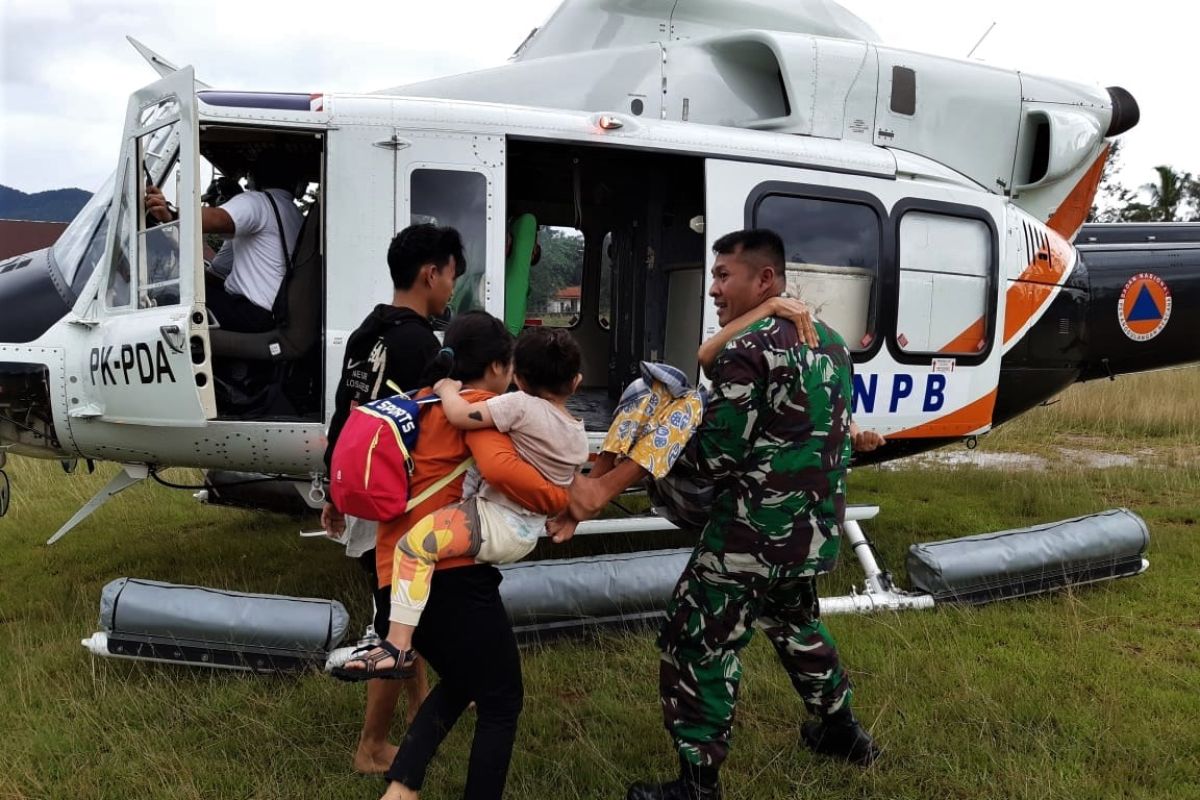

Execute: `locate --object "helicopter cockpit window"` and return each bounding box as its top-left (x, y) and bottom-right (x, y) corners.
top-left (52, 171), bottom-right (115, 298)
top-left (106, 166), bottom-right (135, 309)
top-left (105, 114), bottom-right (184, 312)
top-left (527, 226), bottom-right (584, 328)
top-left (411, 168), bottom-right (487, 316)
top-left (138, 97), bottom-right (180, 130)
top-left (896, 211), bottom-right (991, 356)
top-left (753, 194), bottom-right (880, 351)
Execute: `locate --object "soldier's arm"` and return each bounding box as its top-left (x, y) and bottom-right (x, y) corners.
top-left (694, 340), bottom-right (766, 483)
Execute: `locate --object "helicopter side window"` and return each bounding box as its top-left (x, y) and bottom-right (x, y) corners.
top-left (753, 194), bottom-right (880, 351)
top-left (526, 226), bottom-right (584, 328)
top-left (410, 168), bottom-right (487, 316)
top-left (896, 211), bottom-right (992, 356)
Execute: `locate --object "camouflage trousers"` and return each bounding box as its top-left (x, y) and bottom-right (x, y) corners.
top-left (658, 542), bottom-right (851, 769)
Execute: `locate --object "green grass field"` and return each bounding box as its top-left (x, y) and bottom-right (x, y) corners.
top-left (2, 370), bottom-right (1198, 800)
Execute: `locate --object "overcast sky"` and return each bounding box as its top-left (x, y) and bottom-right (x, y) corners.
top-left (0, 0), bottom-right (1189, 197)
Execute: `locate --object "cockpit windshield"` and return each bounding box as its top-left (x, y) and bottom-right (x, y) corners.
top-left (50, 171), bottom-right (116, 298)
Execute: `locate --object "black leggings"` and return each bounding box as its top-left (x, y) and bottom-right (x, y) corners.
top-left (204, 273), bottom-right (274, 333)
top-left (386, 565), bottom-right (523, 799)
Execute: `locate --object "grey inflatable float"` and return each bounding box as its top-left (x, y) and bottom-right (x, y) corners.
top-left (83, 578), bottom-right (349, 672)
top-left (906, 507), bottom-right (1149, 603)
top-left (495, 508), bottom-right (1150, 636)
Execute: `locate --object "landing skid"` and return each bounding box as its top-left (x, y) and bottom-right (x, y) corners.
top-left (46, 464), bottom-right (148, 545)
top-left (546, 505), bottom-right (937, 616)
top-left (816, 508), bottom-right (936, 615)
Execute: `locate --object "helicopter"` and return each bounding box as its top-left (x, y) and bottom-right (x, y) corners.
top-left (0, 0), bottom-right (1195, 556)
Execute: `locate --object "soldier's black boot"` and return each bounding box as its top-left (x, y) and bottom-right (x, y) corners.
top-left (626, 758), bottom-right (722, 800)
top-left (800, 708), bottom-right (881, 766)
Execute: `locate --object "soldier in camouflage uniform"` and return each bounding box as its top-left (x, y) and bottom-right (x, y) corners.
top-left (625, 229), bottom-right (880, 800)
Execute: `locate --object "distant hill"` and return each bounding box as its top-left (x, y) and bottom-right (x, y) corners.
top-left (0, 185), bottom-right (92, 223)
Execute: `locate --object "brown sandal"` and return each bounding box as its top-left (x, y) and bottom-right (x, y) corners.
top-left (330, 640), bottom-right (415, 682)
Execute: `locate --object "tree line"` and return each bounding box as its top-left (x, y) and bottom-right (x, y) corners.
top-left (1089, 142), bottom-right (1199, 223)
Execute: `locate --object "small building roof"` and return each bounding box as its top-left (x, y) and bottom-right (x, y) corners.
top-left (0, 220), bottom-right (66, 260)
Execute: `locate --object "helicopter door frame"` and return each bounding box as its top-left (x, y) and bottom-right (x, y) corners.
top-left (71, 67), bottom-right (217, 427)
top-left (393, 128), bottom-right (506, 321)
top-left (704, 158), bottom-right (1004, 438)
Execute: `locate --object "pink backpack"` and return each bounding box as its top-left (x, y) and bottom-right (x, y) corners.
top-left (329, 393), bottom-right (473, 522)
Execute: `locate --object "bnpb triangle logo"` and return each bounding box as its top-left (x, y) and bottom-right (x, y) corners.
top-left (1118, 273), bottom-right (1172, 342)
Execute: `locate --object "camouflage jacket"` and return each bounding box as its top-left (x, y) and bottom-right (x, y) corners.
top-left (693, 316), bottom-right (854, 575)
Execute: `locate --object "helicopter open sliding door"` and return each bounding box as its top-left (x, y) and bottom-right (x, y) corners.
top-left (704, 159), bottom-right (1004, 439)
top-left (72, 67), bottom-right (216, 428)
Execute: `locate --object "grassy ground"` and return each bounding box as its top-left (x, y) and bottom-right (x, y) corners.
top-left (1, 371), bottom-right (1198, 800)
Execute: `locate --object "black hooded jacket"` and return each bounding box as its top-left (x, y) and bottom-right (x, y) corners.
top-left (323, 304), bottom-right (439, 469)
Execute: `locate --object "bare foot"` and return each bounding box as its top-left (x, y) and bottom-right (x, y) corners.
top-left (380, 780), bottom-right (420, 800)
top-left (353, 738), bottom-right (399, 775)
top-left (546, 513), bottom-right (580, 543)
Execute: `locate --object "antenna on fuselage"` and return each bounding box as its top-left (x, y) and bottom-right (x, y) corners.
top-left (966, 21), bottom-right (997, 59)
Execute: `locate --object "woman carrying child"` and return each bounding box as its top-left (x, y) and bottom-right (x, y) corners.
top-left (336, 311), bottom-right (574, 800)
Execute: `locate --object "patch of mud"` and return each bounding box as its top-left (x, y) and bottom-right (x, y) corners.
top-left (880, 446), bottom-right (1144, 472)
top-left (1055, 448), bottom-right (1138, 469)
top-left (880, 451), bottom-right (1049, 471)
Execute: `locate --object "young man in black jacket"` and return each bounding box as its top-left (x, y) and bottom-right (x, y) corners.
top-left (322, 223), bottom-right (466, 774)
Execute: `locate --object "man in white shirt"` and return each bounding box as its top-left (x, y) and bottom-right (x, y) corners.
top-left (146, 153), bottom-right (304, 333)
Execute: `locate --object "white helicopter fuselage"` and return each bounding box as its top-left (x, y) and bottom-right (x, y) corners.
top-left (1, 69), bottom-right (1078, 480)
top-left (6, 1), bottom-right (1195, 543)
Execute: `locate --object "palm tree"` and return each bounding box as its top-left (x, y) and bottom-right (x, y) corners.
top-left (1140, 165), bottom-right (1192, 221)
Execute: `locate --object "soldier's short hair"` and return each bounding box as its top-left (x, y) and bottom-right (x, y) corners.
top-left (713, 229), bottom-right (786, 281)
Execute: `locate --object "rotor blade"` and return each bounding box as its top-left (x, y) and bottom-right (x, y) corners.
top-left (126, 36), bottom-right (210, 88)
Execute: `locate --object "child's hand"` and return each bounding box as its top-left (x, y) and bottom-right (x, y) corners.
top-left (433, 378), bottom-right (462, 397)
top-left (770, 297), bottom-right (819, 349)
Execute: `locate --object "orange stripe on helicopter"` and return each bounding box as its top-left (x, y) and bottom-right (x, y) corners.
top-left (1046, 144), bottom-right (1109, 241)
top-left (1002, 219), bottom-right (1078, 344)
top-left (885, 389), bottom-right (998, 439)
top-left (937, 318), bottom-right (986, 355)
top-left (933, 146), bottom-right (1110, 353)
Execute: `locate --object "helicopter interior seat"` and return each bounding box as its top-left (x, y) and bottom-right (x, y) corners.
top-left (209, 198), bottom-right (321, 362)
top-left (207, 199), bottom-right (322, 418)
